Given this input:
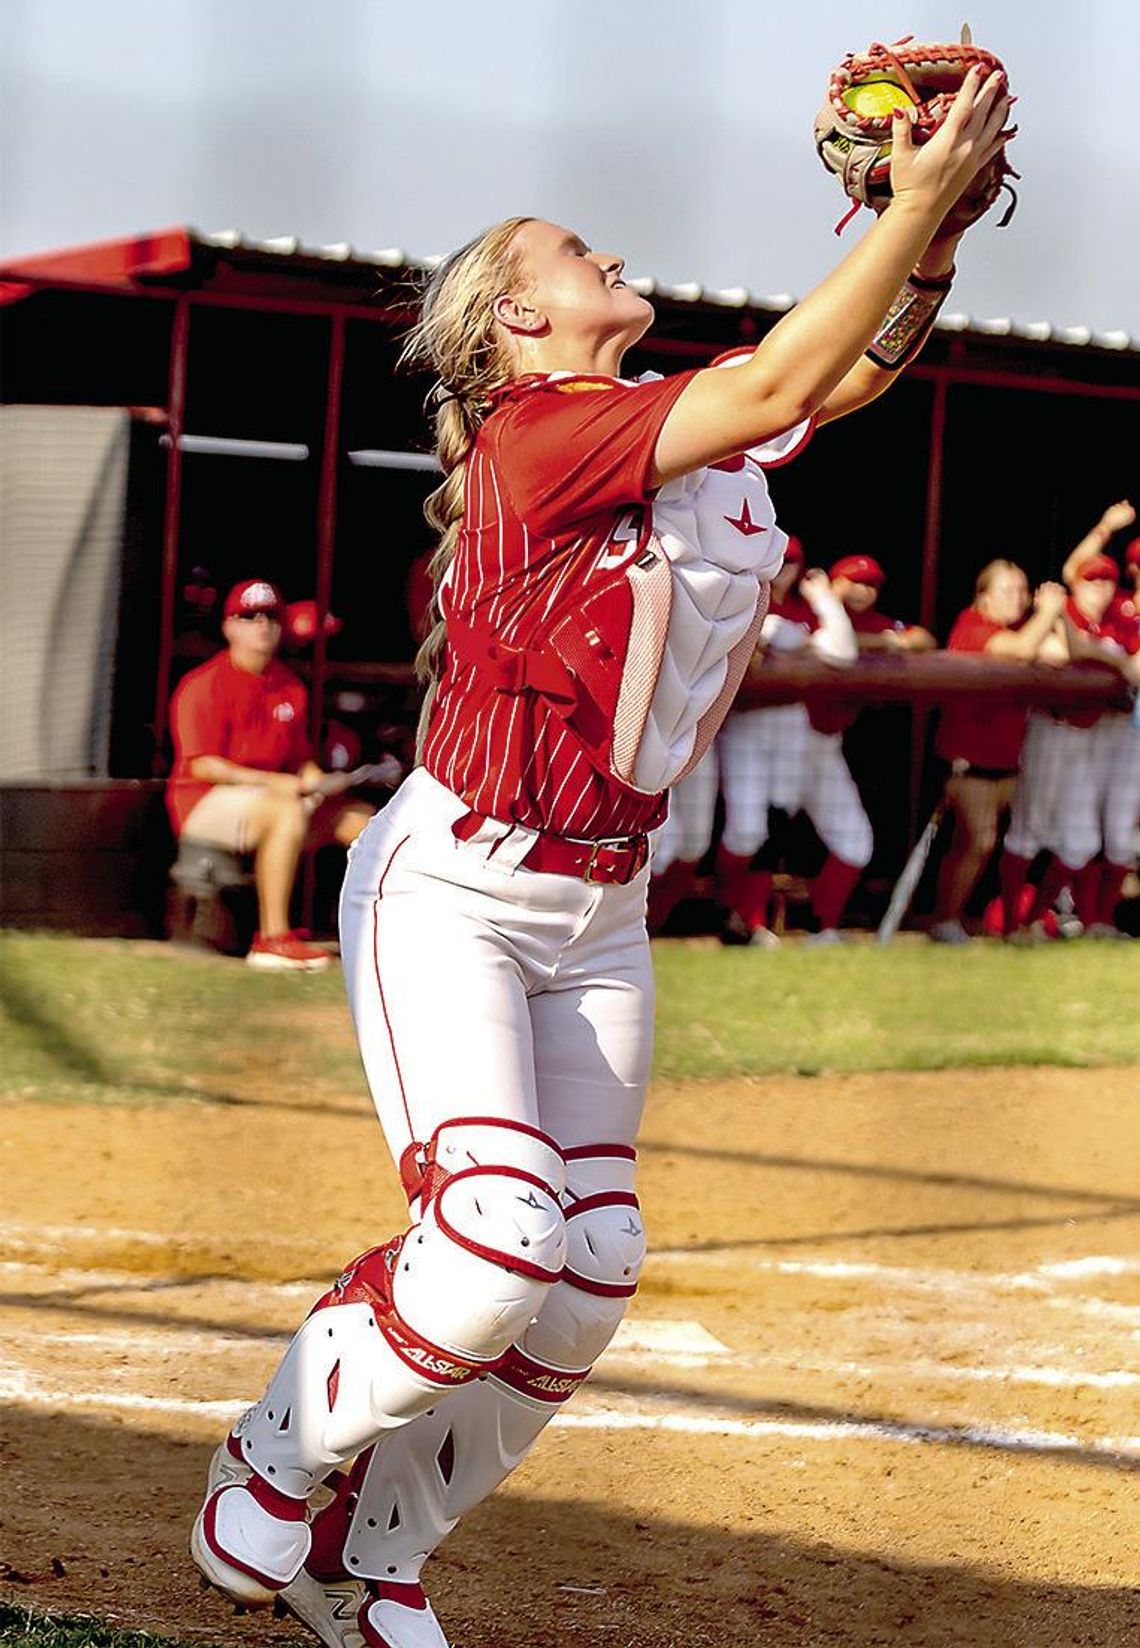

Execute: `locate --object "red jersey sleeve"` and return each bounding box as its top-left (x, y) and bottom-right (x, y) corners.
top-left (171, 667), bottom-right (230, 764)
top-left (495, 371), bottom-right (699, 536)
top-left (946, 608), bottom-right (1000, 653)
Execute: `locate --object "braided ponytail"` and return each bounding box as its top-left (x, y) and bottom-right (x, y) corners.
top-left (401, 217), bottom-right (533, 753)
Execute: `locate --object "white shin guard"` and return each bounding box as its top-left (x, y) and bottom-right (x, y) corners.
top-left (235, 1172), bottom-right (566, 1500)
top-left (324, 1146), bottom-right (647, 1585)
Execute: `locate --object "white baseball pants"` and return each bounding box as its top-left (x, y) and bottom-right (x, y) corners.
top-left (339, 766), bottom-right (654, 1175)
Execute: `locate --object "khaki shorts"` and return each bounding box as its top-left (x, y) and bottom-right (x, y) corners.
top-left (180, 784), bottom-right (315, 854)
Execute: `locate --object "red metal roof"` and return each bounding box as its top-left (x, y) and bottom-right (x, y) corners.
top-left (0, 228), bottom-right (193, 304)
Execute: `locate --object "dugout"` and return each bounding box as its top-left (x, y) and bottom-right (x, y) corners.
top-left (1, 227), bottom-right (1137, 934)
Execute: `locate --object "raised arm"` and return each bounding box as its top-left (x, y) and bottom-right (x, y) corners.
top-left (652, 67), bottom-right (1011, 483)
top-left (1061, 499), bottom-right (1136, 587)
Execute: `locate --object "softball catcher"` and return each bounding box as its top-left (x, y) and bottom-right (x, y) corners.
top-left (190, 52), bottom-right (1015, 1648)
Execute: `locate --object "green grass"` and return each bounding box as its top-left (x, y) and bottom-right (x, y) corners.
top-left (1, 931), bottom-right (1137, 1107)
top-left (0, 931), bottom-right (361, 1107)
top-left (0, 1606), bottom-right (208, 1648)
top-left (652, 938), bottom-right (1140, 1077)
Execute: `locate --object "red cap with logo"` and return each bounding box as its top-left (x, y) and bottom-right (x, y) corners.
top-left (224, 578), bottom-right (285, 619)
top-left (284, 599), bottom-right (344, 645)
top-left (782, 535), bottom-right (805, 568)
top-left (1077, 554), bottom-right (1119, 584)
top-left (829, 554), bottom-right (886, 588)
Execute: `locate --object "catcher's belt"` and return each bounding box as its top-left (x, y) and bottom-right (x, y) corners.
top-left (815, 29), bottom-right (1018, 235)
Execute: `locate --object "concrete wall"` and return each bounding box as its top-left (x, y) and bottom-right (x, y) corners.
top-left (0, 404), bottom-right (129, 778)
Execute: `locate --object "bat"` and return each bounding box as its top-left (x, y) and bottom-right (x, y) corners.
top-left (876, 798), bottom-right (947, 943)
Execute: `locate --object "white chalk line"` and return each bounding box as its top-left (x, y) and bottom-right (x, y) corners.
top-left (0, 1318), bottom-right (732, 1368)
top-left (1, 1369), bottom-right (1136, 1461)
top-left (651, 1252), bottom-right (1140, 1291)
top-left (1, 1324), bottom-right (1133, 1392)
top-left (6, 1222), bottom-right (1140, 1304)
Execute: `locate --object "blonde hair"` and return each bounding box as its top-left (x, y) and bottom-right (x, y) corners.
top-left (975, 558), bottom-right (1025, 597)
top-left (400, 217), bottom-right (534, 752)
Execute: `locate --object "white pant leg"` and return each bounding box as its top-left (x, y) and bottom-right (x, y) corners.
top-left (1005, 713), bottom-right (1055, 861)
top-left (323, 777), bottom-right (654, 1597)
top-left (340, 768), bottom-right (619, 1160)
top-left (656, 747), bottom-right (719, 875)
top-left (801, 730), bottom-right (873, 867)
top-left (1098, 712), bottom-right (1140, 866)
top-left (718, 705), bottom-right (797, 857)
top-left (1040, 722), bottom-right (1101, 868)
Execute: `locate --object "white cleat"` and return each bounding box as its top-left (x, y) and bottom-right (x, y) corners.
top-left (279, 1568), bottom-right (369, 1648)
top-left (281, 1570), bottom-right (450, 1648)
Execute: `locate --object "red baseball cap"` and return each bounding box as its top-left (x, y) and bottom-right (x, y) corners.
top-left (224, 578), bottom-right (285, 619)
top-left (1077, 554), bottom-right (1119, 584)
top-left (285, 599), bottom-right (344, 645)
top-left (1125, 538), bottom-right (1140, 570)
top-left (782, 535), bottom-right (805, 567)
top-left (829, 554), bottom-right (886, 588)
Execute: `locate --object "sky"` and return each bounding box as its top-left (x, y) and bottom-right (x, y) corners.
top-left (2, 0), bottom-right (1138, 339)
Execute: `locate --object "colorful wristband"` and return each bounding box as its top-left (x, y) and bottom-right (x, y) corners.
top-left (866, 270), bottom-right (954, 371)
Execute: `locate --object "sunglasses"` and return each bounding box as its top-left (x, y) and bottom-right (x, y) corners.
top-left (233, 610), bottom-right (281, 623)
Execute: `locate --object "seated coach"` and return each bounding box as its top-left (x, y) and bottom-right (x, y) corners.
top-left (167, 578), bottom-right (373, 971)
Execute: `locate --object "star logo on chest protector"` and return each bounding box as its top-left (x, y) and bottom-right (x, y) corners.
top-left (724, 498), bottom-right (767, 537)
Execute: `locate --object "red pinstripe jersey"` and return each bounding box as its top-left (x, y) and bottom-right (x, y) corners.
top-left (422, 371), bottom-right (697, 838)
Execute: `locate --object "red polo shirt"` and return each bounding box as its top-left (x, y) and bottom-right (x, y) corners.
top-left (935, 607), bottom-right (1027, 771)
top-left (167, 651), bottom-right (313, 833)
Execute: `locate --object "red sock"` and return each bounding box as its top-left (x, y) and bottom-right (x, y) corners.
top-left (1072, 859), bottom-right (1102, 929)
top-left (1097, 861), bottom-right (1130, 928)
top-left (647, 858), bottom-right (700, 933)
top-left (1029, 857), bottom-right (1079, 923)
top-left (716, 846), bottom-right (752, 919)
top-left (813, 854), bottom-right (861, 931)
top-left (741, 870), bottom-right (774, 932)
top-left (998, 851), bottom-right (1032, 934)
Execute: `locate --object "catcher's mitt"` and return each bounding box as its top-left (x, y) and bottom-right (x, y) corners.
top-left (815, 29), bottom-right (1018, 235)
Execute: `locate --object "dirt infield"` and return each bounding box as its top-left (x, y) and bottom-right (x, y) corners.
top-left (2, 1062), bottom-right (1139, 1647)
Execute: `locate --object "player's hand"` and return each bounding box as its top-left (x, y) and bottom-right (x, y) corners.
top-left (799, 568), bottom-right (831, 599)
top-left (1102, 499), bottom-right (1136, 534)
top-left (1033, 581), bottom-right (1067, 618)
top-left (889, 65), bottom-right (1013, 221)
top-left (266, 772), bottom-right (306, 797)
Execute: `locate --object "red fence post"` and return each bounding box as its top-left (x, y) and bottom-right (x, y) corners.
top-left (152, 294), bottom-right (191, 771)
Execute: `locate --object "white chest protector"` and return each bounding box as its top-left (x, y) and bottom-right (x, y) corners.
top-left (627, 395), bottom-right (806, 791)
top-left (447, 357), bottom-right (811, 804)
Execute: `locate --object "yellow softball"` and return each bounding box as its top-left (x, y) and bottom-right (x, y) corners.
top-left (843, 80), bottom-right (916, 120)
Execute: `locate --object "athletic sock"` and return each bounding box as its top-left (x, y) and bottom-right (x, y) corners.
top-left (740, 870), bottom-right (774, 933)
top-left (812, 854), bottom-right (861, 932)
top-left (1072, 859), bottom-right (1103, 929)
top-left (715, 846), bottom-right (753, 920)
top-left (998, 850), bottom-right (1032, 935)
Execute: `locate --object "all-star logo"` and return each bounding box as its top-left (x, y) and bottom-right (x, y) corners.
top-left (622, 1215), bottom-right (644, 1239)
top-left (724, 498), bottom-right (767, 536)
top-left (516, 1190), bottom-right (544, 1210)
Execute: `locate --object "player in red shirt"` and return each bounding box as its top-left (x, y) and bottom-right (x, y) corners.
top-left (829, 554), bottom-right (936, 650)
top-left (191, 71), bottom-right (1014, 1648)
top-left (1007, 554), bottom-right (1140, 939)
top-left (930, 560), bottom-right (1068, 943)
top-left (169, 579), bottom-right (373, 970)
